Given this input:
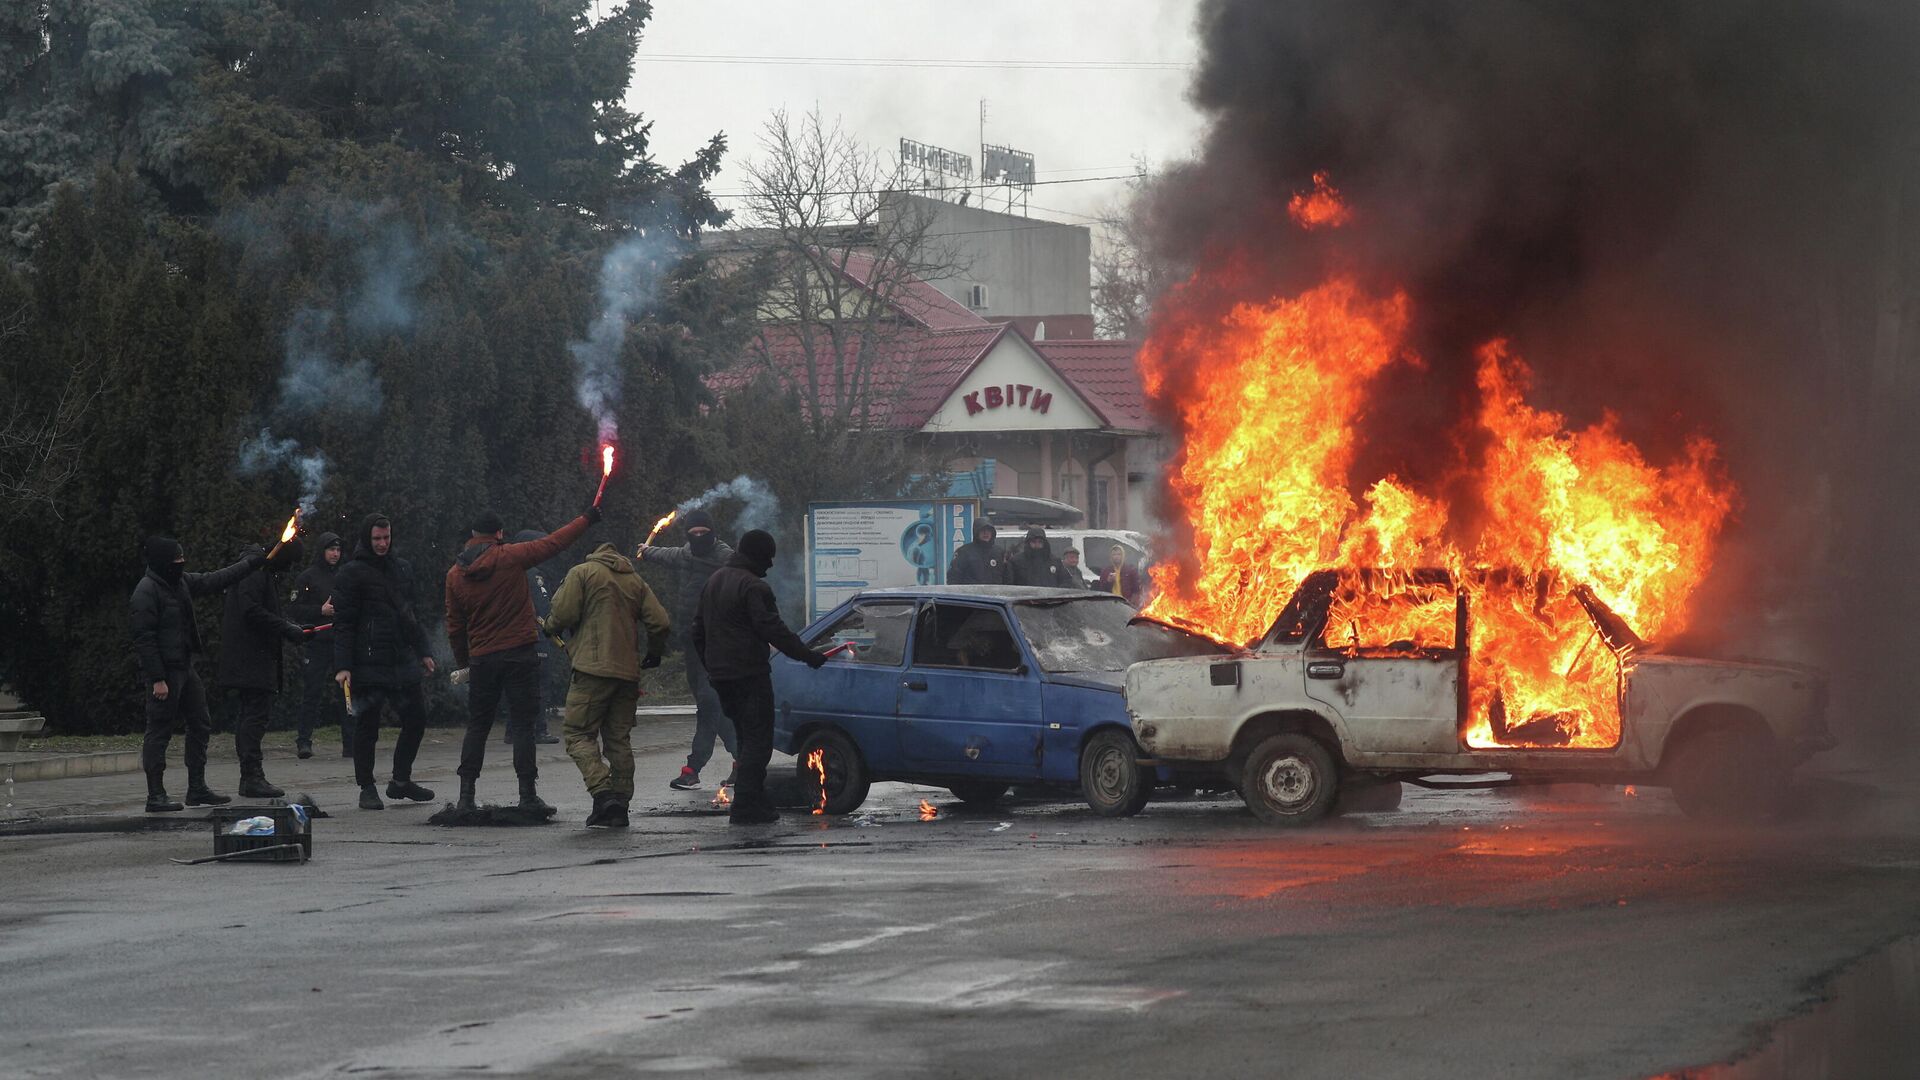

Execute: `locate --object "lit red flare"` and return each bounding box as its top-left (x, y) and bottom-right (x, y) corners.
top-left (593, 444), bottom-right (615, 507)
top-left (266, 508), bottom-right (302, 563)
top-left (917, 800), bottom-right (937, 821)
top-left (806, 749), bottom-right (827, 815)
top-left (643, 509), bottom-right (678, 548)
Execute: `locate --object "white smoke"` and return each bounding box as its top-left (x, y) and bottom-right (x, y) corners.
top-left (678, 475), bottom-right (779, 534)
top-left (567, 229), bottom-right (682, 442)
top-left (277, 309), bottom-right (384, 416)
top-left (237, 428), bottom-right (329, 515)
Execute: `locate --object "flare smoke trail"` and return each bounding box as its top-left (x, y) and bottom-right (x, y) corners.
top-left (236, 429), bottom-right (328, 515)
top-left (568, 229), bottom-right (682, 443)
top-left (678, 475), bottom-right (779, 534)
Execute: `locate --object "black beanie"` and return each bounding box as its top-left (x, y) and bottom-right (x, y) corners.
top-left (682, 509), bottom-right (715, 531)
top-left (470, 510), bottom-right (504, 536)
top-left (739, 529), bottom-right (776, 564)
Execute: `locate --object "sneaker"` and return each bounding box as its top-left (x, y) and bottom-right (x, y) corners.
top-left (359, 786), bottom-right (385, 810)
top-left (669, 767), bottom-right (701, 791)
top-left (296, 742), bottom-right (313, 760)
top-left (386, 780), bottom-right (435, 802)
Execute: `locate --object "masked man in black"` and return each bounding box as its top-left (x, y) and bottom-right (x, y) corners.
top-left (288, 531), bottom-right (348, 758)
top-left (946, 521), bottom-right (1006, 585)
top-left (129, 537), bottom-right (265, 812)
top-left (217, 537), bottom-right (316, 799)
top-left (691, 530), bottom-right (832, 825)
top-left (638, 510), bottom-right (736, 791)
top-left (331, 514), bottom-right (437, 810)
top-left (1006, 526), bottom-right (1079, 588)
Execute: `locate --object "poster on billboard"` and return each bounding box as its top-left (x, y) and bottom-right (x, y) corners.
top-left (805, 500), bottom-right (978, 621)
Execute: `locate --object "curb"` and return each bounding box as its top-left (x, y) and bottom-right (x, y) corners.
top-left (2, 750), bottom-right (144, 784)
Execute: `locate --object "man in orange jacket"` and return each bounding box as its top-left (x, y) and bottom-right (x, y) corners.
top-left (446, 503), bottom-right (598, 811)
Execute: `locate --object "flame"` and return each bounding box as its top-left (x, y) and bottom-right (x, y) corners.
top-left (1624, 785), bottom-right (1638, 798)
top-left (806, 748), bottom-right (827, 815)
top-left (711, 784), bottom-right (733, 809)
top-left (1141, 189), bottom-right (1736, 751)
top-left (1288, 170), bottom-right (1352, 230)
top-left (279, 509), bottom-right (301, 543)
top-left (917, 799), bottom-right (937, 821)
top-left (601, 444), bottom-right (616, 477)
top-left (644, 509), bottom-right (679, 548)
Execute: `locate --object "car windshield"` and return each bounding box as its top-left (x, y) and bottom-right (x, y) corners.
top-left (1012, 597), bottom-right (1228, 672)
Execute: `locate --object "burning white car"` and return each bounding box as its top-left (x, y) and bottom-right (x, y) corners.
top-left (1125, 569), bottom-right (1833, 826)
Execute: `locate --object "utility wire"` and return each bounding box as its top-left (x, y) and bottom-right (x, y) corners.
top-left (634, 53), bottom-right (1193, 71)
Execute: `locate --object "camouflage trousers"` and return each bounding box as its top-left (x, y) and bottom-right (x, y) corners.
top-left (562, 671), bottom-right (640, 799)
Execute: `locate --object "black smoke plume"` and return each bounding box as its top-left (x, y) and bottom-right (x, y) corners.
top-left (1144, 1), bottom-right (1920, 751)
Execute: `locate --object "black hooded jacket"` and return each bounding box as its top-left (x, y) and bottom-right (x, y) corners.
top-left (947, 529), bottom-right (1007, 585)
top-left (330, 516), bottom-right (431, 686)
top-left (129, 541), bottom-right (263, 683)
top-left (691, 547), bottom-right (821, 681)
top-left (288, 531), bottom-right (341, 640)
top-left (217, 544), bottom-right (309, 692)
top-left (1006, 529), bottom-right (1078, 589)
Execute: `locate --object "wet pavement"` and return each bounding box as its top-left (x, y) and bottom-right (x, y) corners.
top-left (3, 724), bottom-right (1918, 1079)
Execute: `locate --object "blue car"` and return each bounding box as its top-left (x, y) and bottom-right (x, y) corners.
top-left (772, 586), bottom-right (1227, 816)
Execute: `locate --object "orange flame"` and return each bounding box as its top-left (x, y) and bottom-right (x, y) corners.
top-left (1287, 170), bottom-right (1352, 230)
top-left (601, 444), bottom-right (615, 477)
top-left (279, 509), bottom-right (301, 544)
top-left (711, 784), bottom-right (733, 809)
top-left (806, 748), bottom-right (827, 815)
top-left (1141, 187), bottom-right (1736, 751)
top-left (644, 509), bottom-right (679, 548)
top-left (917, 799), bottom-right (937, 821)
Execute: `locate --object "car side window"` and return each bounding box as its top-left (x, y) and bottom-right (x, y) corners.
top-left (912, 603), bottom-right (1024, 672)
top-left (807, 601), bottom-right (914, 666)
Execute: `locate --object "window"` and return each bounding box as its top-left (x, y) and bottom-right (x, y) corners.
top-left (1013, 598), bottom-right (1227, 672)
top-left (1057, 472), bottom-right (1076, 504)
top-left (807, 601), bottom-right (914, 666)
top-left (912, 603), bottom-right (1024, 672)
top-left (1090, 477), bottom-right (1111, 528)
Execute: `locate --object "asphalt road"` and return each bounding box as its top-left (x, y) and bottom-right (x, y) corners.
top-left (3, 722), bottom-right (1917, 1080)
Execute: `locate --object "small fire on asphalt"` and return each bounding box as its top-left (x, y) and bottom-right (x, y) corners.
top-left (918, 800), bottom-right (937, 821)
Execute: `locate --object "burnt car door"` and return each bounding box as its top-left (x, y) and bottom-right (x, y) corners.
top-left (897, 600), bottom-right (1046, 780)
top-left (1302, 582), bottom-right (1466, 755)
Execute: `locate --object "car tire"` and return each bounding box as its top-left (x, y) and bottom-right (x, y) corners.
top-left (1241, 734), bottom-right (1339, 826)
top-left (1080, 728), bottom-right (1151, 817)
top-left (948, 782), bottom-right (1010, 806)
top-left (1668, 729), bottom-right (1786, 822)
top-left (1335, 776), bottom-right (1403, 814)
top-left (795, 728), bottom-right (871, 815)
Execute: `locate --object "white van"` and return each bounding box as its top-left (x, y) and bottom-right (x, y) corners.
top-left (1045, 529), bottom-right (1153, 586)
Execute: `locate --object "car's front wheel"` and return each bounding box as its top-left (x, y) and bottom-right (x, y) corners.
top-left (795, 728), bottom-right (871, 815)
top-left (1242, 734), bottom-right (1339, 826)
top-left (1080, 728), bottom-right (1151, 817)
top-left (947, 782), bottom-right (1010, 806)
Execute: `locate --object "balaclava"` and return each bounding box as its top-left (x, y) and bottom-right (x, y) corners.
top-left (738, 529), bottom-right (777, 576)
top-left (684, 509), bottom-right (717, 556)
top-left (144, 537), bottom-right (185, 584)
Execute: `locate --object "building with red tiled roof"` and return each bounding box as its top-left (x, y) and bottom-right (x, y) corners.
top-left (719, 262), bottom-right (1161, 530)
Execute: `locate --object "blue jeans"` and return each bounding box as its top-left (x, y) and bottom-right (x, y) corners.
top-left (685, 647), bottom-right (735, 773)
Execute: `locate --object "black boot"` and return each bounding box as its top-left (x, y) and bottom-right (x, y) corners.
top-left (458, 777), bottom-right (477, 811)
top-left (604, 796), bottom-right (630, 829)
top-left (359, 785), bottom-right (385, 810)
top-left (145, 772), bottom-right (183, 813)
top-left (584, 790), bottom-right (615, 828)
top-left (517, 776), bottom-right (553, 816)
top-left (296, 741), bottom-right (313, 760)
top-left (386, 778), bottom-right (435, 802)
top-left (238, 770), bottom-right (284, 799)
top-left (185, 770), bottom-right (231, 807)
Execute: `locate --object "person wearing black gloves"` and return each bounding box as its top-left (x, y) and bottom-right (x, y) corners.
top-left (217, 537), bottom-right (316, 799)
top-left (288, 531), bottom-right (347, 758)
top-left (331, 513), bottom-right (438, 810)
top-left (129, 537), bottom-right (266, 812)
top-left (691, 529), bottom-right (832, 825)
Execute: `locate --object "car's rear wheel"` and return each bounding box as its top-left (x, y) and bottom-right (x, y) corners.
top-left (1080, 728), bottom-right (1151, 817)
top-left (947, 781), bottom-right (1010, 806)
top-left (795, 728), bottom-right (870, 815)
top-left (1668, 729), bottom-right (1786, 822)
top-left (1242, 734), bottom-right (1339, 826)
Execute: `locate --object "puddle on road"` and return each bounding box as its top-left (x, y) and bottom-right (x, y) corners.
top-left (1653, 936), bottom-right (1918, 1079)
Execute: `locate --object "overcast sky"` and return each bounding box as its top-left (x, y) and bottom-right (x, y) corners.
top-left (615, 1), bottom-right (1209, 226)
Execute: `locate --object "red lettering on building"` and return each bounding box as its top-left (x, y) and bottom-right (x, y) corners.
top-left (963, 391), bottom-right (983, 416)
top-left (1032, 390), bottom-right (1051, 414)
top-left (959, 383), bottom-right (1055, 417)
top-left (984, 386), bottom-right (1004, 408)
